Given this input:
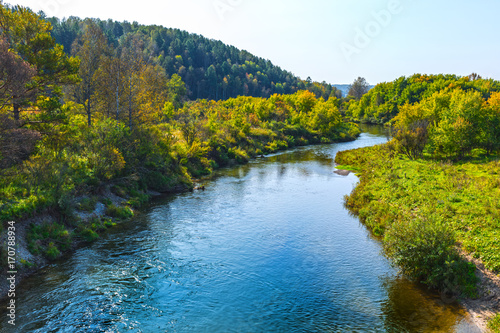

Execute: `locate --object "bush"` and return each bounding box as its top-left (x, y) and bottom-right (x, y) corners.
top-left (101, 198), bottom-right (112, 207)
top-left (77, 196), bottom-right (97, 212)
top-left (27, 222), bottom-right (72, 256)
top-left (384, 217), bottom-right (477, 295)
top-left (143, 171), bottom-right (171, 192)
top-left (45, 242), bottom-right (61, 260)
top-left (111, 185), bottom-right (128, 198)
top-left (79, 228), bottom-right (99, 242)
top-left (105, 204), bottom-right (134, 220)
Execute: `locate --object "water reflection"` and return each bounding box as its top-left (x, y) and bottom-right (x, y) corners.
top-left (381, 277), bottom-right (478, 332)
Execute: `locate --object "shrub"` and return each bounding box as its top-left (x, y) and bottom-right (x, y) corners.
top-left (101, 198), bottom-right (112, 207)
top-left (105, 204), bottom-right (134, 220)
top-left (80, 228), bottom-right (99, 242)
top-left (143, 171), bottom-right (171, 192)
top-left (111, 185), bottom-right (128, 198)
top-left (384, 217), bottom-right (477, 295)
top-left (27, 222), bottom-right (72, 256)
top-left (45, 242), bottom-right (61, 260)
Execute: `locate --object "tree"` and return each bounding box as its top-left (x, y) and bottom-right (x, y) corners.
top-left (0, 37), bottom-right (35, 111)
top-left (0, 4), bottom-right (79, 122)
top-left (95, 55), bottom-right (124, 121)
top-left (167, 73), bottom-right (187, 110)
top-left (348, 77), bottom-right (369, 100)
top-left (69, 20), bottom-right (109, 126)
top-left (431, 90), bottom-right (484, 160)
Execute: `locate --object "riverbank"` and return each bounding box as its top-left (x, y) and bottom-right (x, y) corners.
top-left (0, 184), bottom-right (185, 302)
top-left (335, 144), bottom-right (500, 332)
top-left (0, 130), bottom-right (365, 303)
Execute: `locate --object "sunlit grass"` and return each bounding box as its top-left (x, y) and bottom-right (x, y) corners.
top-left (336, 144), bottom-right (500, 294)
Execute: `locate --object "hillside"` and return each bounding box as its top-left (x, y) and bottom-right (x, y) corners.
top-left (48, 17), bottom-right (341, 101)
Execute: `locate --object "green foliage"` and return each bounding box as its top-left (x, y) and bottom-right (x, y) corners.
top-left (489, 314), bottom-right (500, 333)
top-left (335, 165), bottom-right (361, 172)
top-left (77, 197), bottom-right (98, 212)
top-left (77, 216), bottom-right (115, 242)
top-left (105, 204), bottom-right (134, 220)
top-left (45, 242), bottom-right (61, 260)
top-left (390, 88), bottom-right (500, 161)
top-left (79, 228), bottom-right (99, 242)
top-left (27, 222), bottom-right (71, 259)
top-left (19, 259), bottom-right (33, 268)
top-left (101, 198), bottom-right (112, 207)
top-left (384, 217), bottom-right (477, 295)
top-left (346, 74), bottom-right (500, 124)
top-left (336, 145), bottom-right (500, 295)
top-left (48, 16), bottom-right (341, 101)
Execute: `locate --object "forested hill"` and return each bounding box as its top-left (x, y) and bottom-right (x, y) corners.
top-left (47, 17), bottom-right (340, 101)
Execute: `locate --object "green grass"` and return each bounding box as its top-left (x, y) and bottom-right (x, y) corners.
top-left (489, 314), bottom-right (500, 333)
top-left (335, 165), bottom-right (361, 172)
top-left (27, 222), bottom-right (72, 260)
top-left (77, 216), bottom-right (116, 243)
top-left (336, 144), bottom-right (500, 295)
top-left (105, 204), bottom-right (134, 220)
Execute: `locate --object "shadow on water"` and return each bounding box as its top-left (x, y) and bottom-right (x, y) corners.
top-left (359, 123), bottom-right (391, 137)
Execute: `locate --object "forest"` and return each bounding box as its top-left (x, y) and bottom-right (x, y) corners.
top-left (47, 15), bottom-right (341, 101)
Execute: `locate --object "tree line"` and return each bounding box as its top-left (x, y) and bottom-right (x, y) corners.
top-left (345, 73), bottom-right (500, 124)
top-left (46, 15), bottom-right (341, 102)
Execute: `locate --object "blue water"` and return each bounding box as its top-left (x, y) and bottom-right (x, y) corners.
top-left (0, 128), bottom-right (478, 332)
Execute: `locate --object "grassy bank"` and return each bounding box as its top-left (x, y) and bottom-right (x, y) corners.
top-left (336, 144), bottom-right (500, 330)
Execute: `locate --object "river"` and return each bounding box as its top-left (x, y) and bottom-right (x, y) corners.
top-left (0, 126), bottom-right (480, 332)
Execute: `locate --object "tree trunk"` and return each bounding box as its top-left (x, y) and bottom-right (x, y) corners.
top-left (13, 102), bottom-right (20, 123)
top-left (87, 98), bottom-right (92, 127)
top-left (128, 81), bottom-right (133, 130)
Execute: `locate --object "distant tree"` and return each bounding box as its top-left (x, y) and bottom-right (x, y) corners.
top-left (69, 20), bottom-right (109, 126)
top-left (348, 77), bottom-right (370, 100)
top-left (468, 73), bottom-right (482, 81)
top-left (48, 17), bottom-right (337, 101)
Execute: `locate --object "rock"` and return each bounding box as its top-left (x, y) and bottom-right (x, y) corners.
top-left (334, 169), bottom-right (351, 176)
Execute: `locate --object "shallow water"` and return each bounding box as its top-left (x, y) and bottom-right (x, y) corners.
top-left (0, 127), bottom-right (480, 332)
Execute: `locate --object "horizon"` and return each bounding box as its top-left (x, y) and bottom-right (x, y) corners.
top-left (4, 0), bottom-right (500, 86)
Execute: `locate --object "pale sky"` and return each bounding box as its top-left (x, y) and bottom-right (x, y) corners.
top-left (5, 0), bottom-right (500, 85)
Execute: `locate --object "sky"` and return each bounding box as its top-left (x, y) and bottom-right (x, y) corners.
top-left (4, 0), bottom-right (500, 85)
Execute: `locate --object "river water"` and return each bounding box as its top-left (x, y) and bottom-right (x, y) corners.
top-left (1, 126), bottom-right (480, 332)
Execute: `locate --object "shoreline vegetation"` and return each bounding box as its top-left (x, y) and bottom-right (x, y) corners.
top-left (338, 73), bottom-right (500, 331)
